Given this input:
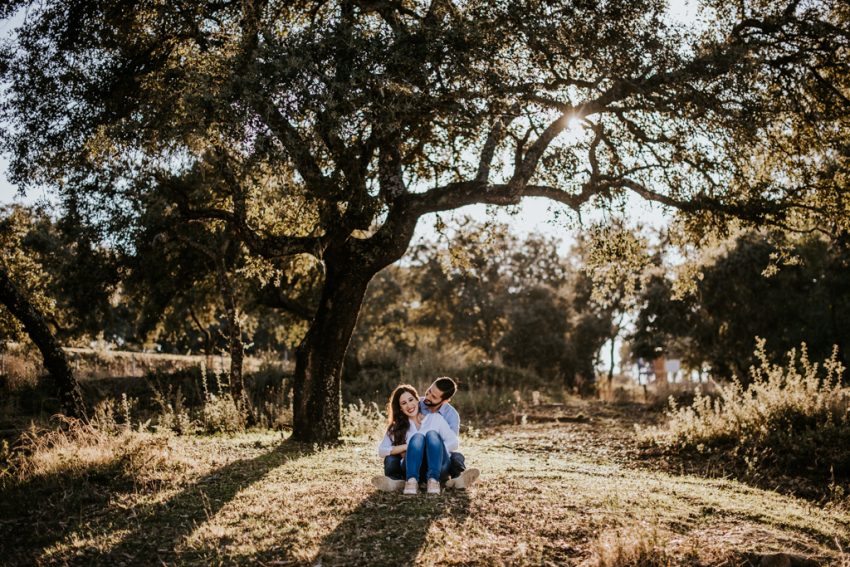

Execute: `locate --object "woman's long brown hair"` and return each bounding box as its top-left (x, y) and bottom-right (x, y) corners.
top-left (386, 384), bottom-right (418, 446)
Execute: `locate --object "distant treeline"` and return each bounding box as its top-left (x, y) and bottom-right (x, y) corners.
top-left (3, 205), bottom-right (848, 388)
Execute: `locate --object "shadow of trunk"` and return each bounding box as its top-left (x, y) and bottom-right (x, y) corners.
top-left (0, 438), bottom-right (315, 566)
top-left (306, 489), bottom-right (472, 566)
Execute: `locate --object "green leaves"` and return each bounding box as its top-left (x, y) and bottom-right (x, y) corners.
top-left (4, 0), bottom-right (849, 252)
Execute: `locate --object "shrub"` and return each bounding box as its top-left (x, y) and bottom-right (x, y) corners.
top-left (144, 364), bottom-right (248, 435)
top-left (199, 366), bottom-right (248, 435)
top-left (149, 382), bottom-right (194, 435)
top-left (341, 400), bottom-right (385, 439)
top-left (455, 362), bottom-right (559, 420)
top-left (396, 344), bottom-right (472, 386)
top-left (244, 363), bottom-right (291, 429)
top-left (457, 362), bottom-right (548, 390)
top-left (450, 382), bottom-right (520, 423)
top-left (0, 349), bottom-right (40, 391)
top-left (201, 393), bottom-right (247, 434)
top-left (145, 365), bottom-right (206, 407)
top-left (0, 415), bottom-right (185, 490)
top-left (343, 343), bottom-right (474, 406)
top-left (644, 339), bottom-right (850, 487)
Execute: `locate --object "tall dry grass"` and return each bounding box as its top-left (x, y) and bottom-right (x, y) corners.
top-left (341, 399), bottom-right (385, 439)
top-left (643, 340), bottom-right (850, 494)
top-left (0, 410), bottom-right (189, 491)
top-left (582, 524), bottom-right (679, 567)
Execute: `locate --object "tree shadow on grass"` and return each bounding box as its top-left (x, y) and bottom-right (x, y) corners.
top-left (306, 488), bottom-right (471, 567)
top-left (0, 450), bottom-right (146, 564)
top-left (98, 438), bottom-right (318, 566)
top-left (0, 437), bottom-right (315, 566)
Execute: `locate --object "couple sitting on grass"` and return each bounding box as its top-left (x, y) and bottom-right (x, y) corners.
top-left (372, 377), bottom-right (480, 495)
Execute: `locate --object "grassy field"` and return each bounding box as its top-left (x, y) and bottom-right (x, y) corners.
top-left (1, 401), bottom-right (848, 566)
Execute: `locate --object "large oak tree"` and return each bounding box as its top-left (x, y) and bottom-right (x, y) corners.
top-left (1, 0), bottom-right (848, 441)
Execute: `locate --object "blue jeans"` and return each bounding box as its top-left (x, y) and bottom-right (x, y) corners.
top-left (401, 431), bottom-right (450, 482)
top-left (448, 451), bottom-right (465, 478)
top-left (385, 450), bottom-right (465, 480)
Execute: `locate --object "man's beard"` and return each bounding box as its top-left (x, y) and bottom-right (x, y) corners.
top-left (423, 399), bottom-right (437, 407)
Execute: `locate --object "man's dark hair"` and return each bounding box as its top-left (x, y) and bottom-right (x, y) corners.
top-left (434, 377), bottom-right (457, 400)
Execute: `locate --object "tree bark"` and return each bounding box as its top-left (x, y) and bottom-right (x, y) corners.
top-left (0, 264), bottom-right (88, 420)
top-left (288, 205), bottom-right (420, 442)
top-left (290, 253), bottom-right (373, 442)
top-left (187, 305), bottom-right (215, 369)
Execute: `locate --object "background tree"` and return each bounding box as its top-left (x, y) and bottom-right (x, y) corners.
top-left (573, 222), bottom-right (650, 387)
top-left (629, 231), bottom-right (850, 380)
top-left (414, 219), bottom-right (569, 363)
top-left (1, 207), bottom-right (56, 342)
top-left (1, 204), bottom-right (123, 344)
top-left (350, 265), bottom-right (420, 364)
top-left (417, 222), bottom-right (523, 358)
top-left (627, 270), bottom-right (696, 369)
top-left (498, 285), bottom-right (573, 380)
top-left (0, 205), bottom-right (104, 418)
top-left (124, 207), bottom-right (319, 407)
top-left (563, 267), bottom-right (618, 390)
top-left (359, 219), bottom-right (619, 389)
top-left (2, 0), bottom-right (848, 441)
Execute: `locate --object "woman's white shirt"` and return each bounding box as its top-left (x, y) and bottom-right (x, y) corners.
top-left (377, 412), bottom-right (459, 458)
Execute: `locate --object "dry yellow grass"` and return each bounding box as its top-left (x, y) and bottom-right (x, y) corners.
top-left (1, 405), bottom-right (848, 566)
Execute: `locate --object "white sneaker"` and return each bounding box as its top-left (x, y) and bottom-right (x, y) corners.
top-left (403, 478), bottom-right (419, 495)
top-left (451, 468), bottom-right (480, 490)
top-left (426, 478), bottom-right (441, 494)
top-left (371, 475), bottom-right (405, 492)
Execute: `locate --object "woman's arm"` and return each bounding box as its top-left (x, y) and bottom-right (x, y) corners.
top-left (378, 430), bottom-right (409, 458)
top-left (378, 433), bottom-right (393, 457)
top-left (388, 443), bottom-right (408, 456)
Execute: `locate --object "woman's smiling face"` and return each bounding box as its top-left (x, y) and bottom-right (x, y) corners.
top-left (398, 391), bottom-right (419, 418)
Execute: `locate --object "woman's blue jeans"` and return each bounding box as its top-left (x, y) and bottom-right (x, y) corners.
top-left (402, 431), bottom-right (450, 482)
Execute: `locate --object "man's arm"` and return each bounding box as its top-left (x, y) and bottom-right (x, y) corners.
top-left (438, 416), bottom-right (459, 453)
top-left (442, 405), bottom-right (460, 436)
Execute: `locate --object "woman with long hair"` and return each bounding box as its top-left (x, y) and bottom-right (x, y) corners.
top-left (374, 384), bottom-right (458, 495)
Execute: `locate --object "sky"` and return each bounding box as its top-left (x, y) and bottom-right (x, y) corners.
top-left (0, 1), bottom-right (698, 243)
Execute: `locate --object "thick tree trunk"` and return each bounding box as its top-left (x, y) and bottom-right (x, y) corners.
top-left (288, 201), bottom-right (419, 442)
top-left (0, 265), bottom-right (88, 420)
top-left (291, 260), bottom-right (372, 442)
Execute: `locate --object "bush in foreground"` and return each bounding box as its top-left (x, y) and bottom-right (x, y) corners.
top-left (0, 414), bottom-right (187, 491)
top-left (643, 339), bottom-right (850, 498)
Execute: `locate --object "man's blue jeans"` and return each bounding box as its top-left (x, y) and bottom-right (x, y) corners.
top-left (394, 431), bottom-right (450, 482)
